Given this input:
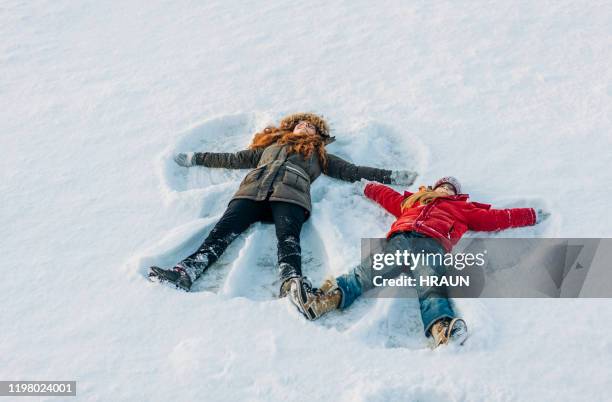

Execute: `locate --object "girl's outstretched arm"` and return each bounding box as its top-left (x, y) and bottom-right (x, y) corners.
top-left (464, 203), bottom-right (536, 232)
top-left (326, 153), bottom-right (393, 183)
top-left (326, 154), bottom-right (417, 185)
top-left (174, 149), bottom-right (263, 169)
top-left (363, 182), bottom-right (404, 217)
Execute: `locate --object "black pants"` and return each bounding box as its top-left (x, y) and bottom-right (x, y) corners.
top-left (177, 198), bottom-right (308, 283)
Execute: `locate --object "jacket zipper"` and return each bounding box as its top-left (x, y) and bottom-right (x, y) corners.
top-left (259, 145), bottom-right (285, 197)
top-left (264, 145), bottom-right (290, 197)
top-left (413, 199), bottom-right (437, 231)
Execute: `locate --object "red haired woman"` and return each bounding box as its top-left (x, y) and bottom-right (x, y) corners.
top-left (299, 177), bottom-right (549, 347)
top-left (149, 113), bottom-right (417, 314)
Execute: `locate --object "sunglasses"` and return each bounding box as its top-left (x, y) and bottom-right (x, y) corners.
top-left (296, 121), bottom-right (317, 131)
top-left (295, 120), bottom-right (335, 144)
top-left (434, 183), bottom-right (456, 193)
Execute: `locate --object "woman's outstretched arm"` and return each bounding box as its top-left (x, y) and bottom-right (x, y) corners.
top-left (363, 182), bottom-right (404, 217)
top-left (464, 204), bottom-right (537, 232)
top-left (325, 153), bottom-right (417, 185)
top-left (174, 149), bottom-right (263, 169)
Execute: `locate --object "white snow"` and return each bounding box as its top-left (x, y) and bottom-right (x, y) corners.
top-left (2, 1), bottom-right (612, 401)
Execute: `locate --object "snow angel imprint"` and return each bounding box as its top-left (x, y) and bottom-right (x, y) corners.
top-left (149, 113), bottom-right (418, 316)
top-left (298, 176), bottom-right (550, 348)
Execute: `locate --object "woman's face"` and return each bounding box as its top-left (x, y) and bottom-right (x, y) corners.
top-left (293, 120), bottom-right (317, 136)
top-left (434, 183), bottom-right (456, 196)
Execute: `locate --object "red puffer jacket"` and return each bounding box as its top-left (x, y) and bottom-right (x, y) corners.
top-left (364, 183), bottom-right (536, 252)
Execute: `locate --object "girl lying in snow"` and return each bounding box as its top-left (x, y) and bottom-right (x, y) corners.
top-left (149, 113), bottom-right (417, 313)
top-left (294, 177), bottom-right (549, 348)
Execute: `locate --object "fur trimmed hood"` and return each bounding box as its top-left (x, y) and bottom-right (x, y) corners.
top-left (279, 112), bottom-right (331, 138)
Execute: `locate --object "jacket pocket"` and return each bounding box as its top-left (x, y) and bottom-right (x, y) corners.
top-left (243, 166), bottom-right (265, 184)
top-left (448, 222), bottom-right (467, 242)
top-left (282, 166), bottom-right (310, 192)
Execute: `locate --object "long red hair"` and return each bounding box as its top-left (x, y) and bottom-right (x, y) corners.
top-left (249, 126), bottom-right (328, 170)
top-left (400, 186), bottom-right (446, 211)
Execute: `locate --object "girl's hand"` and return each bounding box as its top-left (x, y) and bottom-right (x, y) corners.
top-left (174, 152), bottom-right (195, 167)
top-left (352, 178), bottom-right (372, 195)
top-left (535, 208), bottom-right (551, 224)
top-left (390, 170), bottom-right (418, 186)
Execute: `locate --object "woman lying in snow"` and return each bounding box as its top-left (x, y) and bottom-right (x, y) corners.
top-left (294, 177), bottom-right (550, 348)
top-left (149, 113), bottom-right (417, 312)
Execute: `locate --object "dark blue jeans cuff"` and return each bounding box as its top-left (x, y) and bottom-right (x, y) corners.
top-left (336, 272), bottom-right (363, 310)
top-left (420, 297), bottom-right (456, 336)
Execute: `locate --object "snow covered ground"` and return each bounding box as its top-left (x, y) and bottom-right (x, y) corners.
top-left (2, 1), bottom-right (612, 401)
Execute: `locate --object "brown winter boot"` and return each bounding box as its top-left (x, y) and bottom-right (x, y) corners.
top-left (319, 277), bottom-right (338, 294)
top-left (430, 318), bottom-right (468, 348)
top-left (308, 277), bottom-right (342, 319)
top-left (296, 278), bottom-right (342, 320)
top-left (286, 277), bottom-right (342, 321)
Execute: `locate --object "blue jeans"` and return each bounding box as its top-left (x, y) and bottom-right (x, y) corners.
top-left (336, 231), bottom-right (455, 335)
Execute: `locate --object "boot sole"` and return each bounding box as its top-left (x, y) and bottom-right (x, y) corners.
top-left (448, 318), bottom-right (469, 346)
top-left (289, 280), bottom-right (317, 321)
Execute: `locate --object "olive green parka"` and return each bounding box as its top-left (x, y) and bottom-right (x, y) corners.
top-left (194, 143), bottom-right (392, 218)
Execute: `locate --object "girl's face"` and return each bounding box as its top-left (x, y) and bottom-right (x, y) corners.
top-left (434, 183), bottom-right (456, 196)
top-left (293, 120), bottom-right (317, 136)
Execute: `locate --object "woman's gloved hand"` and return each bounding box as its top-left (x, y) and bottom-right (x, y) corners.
top-left (535, 208), bottom-right (551, 224)
top-left (390, 170), bottom-right (418, 186)
top-left (174, 152), bottom-right (195, 167)
top-left (352, 178), bottom-right (372, 195)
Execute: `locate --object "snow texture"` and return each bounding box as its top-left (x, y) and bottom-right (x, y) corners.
top-left (1, 1), bottom-right (611, 401)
